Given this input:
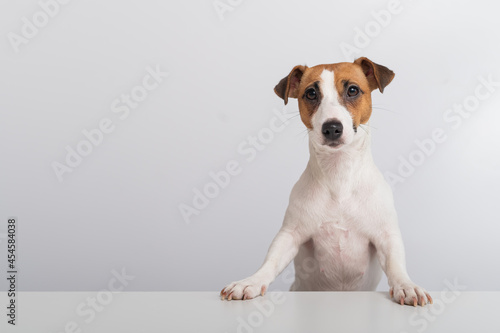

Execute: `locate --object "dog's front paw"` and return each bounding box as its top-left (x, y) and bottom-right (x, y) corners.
top-left (390, 281), bottom-right (433, 306)
top-left (220, 277), bottom-right (269, 301)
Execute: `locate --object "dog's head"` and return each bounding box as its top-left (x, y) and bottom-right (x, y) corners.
top-left (275, 57), bottom-right (394, 149)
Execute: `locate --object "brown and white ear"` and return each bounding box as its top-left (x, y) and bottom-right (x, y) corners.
top-left (274, 65), bottom-right (307, 104)
top-left (354, 57), bottom-right (395, 93)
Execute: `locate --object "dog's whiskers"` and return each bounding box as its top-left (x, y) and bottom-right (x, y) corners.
top-left (296, 128), bottom-right (311, 140)
top-left (372, 105), bottom-right (399, 115)
top-left (274, 114), bottom-right (300, 127)
top-left (360, 123), bottom-right (377, 130)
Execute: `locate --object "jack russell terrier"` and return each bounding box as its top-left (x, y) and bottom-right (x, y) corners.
top-left (220, 57), bottom-right (432, 306)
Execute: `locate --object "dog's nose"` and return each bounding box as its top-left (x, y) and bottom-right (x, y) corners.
top-left (322, 121), bottom-right (343, 140)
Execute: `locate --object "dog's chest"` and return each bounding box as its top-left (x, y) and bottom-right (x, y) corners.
top-left (307, 222), bottom-right (373, 290)
top-left (308, 198), bottom-right (374, 273)
top-left (312, 218), bottom-right (369, 259)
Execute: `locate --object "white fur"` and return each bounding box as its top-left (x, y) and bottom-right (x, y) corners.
top-left (221, 69), bottom-right (431, 306)
top-left (309, 70), bottom-right (355, 147)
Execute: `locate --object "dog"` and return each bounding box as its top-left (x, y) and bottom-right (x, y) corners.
top-left (220, 57), bottom-right (432, 306)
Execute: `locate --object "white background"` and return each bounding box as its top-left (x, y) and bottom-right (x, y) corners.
top-left (0, 0), bottom-right (499, 292)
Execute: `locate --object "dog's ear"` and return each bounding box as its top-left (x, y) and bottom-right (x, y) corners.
top-left (354, 57), bottom-right (395, 93)
top-left (274, 65), bottom-right (307, 105)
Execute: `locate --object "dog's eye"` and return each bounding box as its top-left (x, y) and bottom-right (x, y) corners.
top-left (305, 88), bottom-right (317, 100)
top-left (347, 86), bottom-right (359, 97)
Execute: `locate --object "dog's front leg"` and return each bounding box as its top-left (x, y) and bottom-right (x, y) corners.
top-left (375, 228), bottom-right (433, 306)
top-left (220, 227), bottom-right (301, 300)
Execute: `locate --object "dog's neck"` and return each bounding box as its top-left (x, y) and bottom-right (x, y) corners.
top-left (307, 124), bottom-right (374, 195)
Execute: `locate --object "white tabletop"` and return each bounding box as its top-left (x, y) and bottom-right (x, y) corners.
top-left (1, 291), bottom-right (498, 332)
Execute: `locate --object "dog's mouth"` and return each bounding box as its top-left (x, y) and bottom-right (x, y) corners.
top-left (324, 140), bottom-right (344, 148)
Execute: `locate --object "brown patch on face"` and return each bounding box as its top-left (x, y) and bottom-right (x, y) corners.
top-left (332, 63), bottom-right (374, 128)
top-left (295, 64), bottom-right (373, 129)
top-left (274, 66), bottom-right (326, 129)
top-left (295, 67), bottom-right (328, 128)
top-left (274, 58), bottom-right (394, 129)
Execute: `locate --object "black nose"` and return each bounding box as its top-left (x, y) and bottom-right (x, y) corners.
top-left (322, 120), bottom-right (343, 140)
